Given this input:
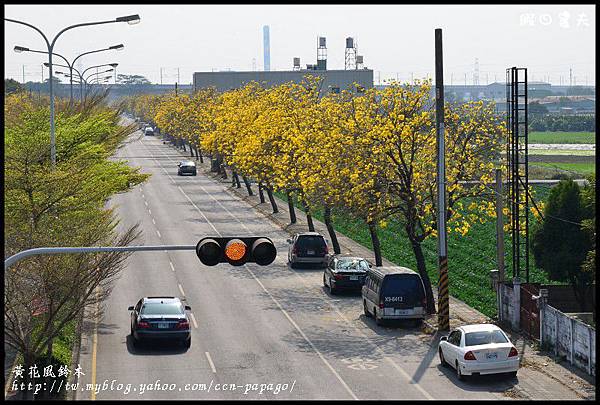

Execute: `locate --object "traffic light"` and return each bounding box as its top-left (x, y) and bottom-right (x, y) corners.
top-left (195, 237), bottom-right (277, 266)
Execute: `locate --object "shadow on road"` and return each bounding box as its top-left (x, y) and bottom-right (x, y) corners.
top-left (435, 362), bottom-right (519, 392)
top-left (125, 335), bottom-right (189, 355)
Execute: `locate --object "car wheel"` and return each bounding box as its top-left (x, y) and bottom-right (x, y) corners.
top-left (290, 262), bottom-right (297, 269)
top-left (323, 274), bottom-right (327, 287)
top-left (413, 318), bottom-right (423, 328)
top-left (182, 338), bottom-right (191, 349)
top-left (329, 279), bottom-right (336, 295)
top-left (456, 362), bottom-right (465, 381)
top-left (375, 308), bottom-right (383, 326)
top-left (439, 348), bottom-right (448, 367)
top-left (509, 371), bottom-right (518, 378)
top-left (363, 300), bottom-right (371, 317)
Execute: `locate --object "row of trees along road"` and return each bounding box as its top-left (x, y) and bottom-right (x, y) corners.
top-left (123, 77), bottom-right (506, 314)
top-left (4, 90), bottom-right (149, 399)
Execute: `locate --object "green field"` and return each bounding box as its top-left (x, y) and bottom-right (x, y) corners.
top-left (533, 162), bottom-right (596, 176)
top-left (274, 187), bottom-right (557, 319)
top-left (529, 131), bottom-right (595, 144)
top-left (529, 149), bottom-right (595, 156)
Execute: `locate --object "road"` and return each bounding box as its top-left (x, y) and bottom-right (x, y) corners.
top-left (75, 124), bottom-right (582, 400)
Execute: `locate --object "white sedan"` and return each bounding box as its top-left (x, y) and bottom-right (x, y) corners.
top-left (438, 323), bottom-right (520, 380)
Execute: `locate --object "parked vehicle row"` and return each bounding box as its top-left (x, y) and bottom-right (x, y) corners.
top-left (285, 230), bottom-right (520, 381)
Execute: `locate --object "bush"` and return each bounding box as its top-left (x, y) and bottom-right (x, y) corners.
top-left (529, 114), bottom-right (595, 132)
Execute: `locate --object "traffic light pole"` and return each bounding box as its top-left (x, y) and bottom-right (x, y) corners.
top-left (4, 245), bottom-right (196, 270)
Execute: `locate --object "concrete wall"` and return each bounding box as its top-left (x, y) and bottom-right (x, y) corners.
top-left (193, 69), bottom-right (373, 94)
top-left (541, 304), bottom-right (595, 376)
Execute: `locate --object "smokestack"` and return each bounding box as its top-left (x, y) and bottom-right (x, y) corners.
top-left (263, 25), bottom-right (270, 71)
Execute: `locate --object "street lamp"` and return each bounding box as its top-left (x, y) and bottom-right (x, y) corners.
top-left (5, 14), bottom-right (140, 168)
top-left (23, 44), bottom-right (125, 102)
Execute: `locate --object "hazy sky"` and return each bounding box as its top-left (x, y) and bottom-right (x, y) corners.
top-left (4, 4), bottom-right (596, 85)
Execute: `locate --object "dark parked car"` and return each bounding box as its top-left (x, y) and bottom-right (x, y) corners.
top-left (323, 256), bottom-right (371, 294)
top-left (287, 232), bottom-right (329, 268)
top-left (177, 161), bottom-right (197, 176)
top-left (362, 266), bottom-right (427, 326)
top-left (129, 297), bottom-right (192, 348)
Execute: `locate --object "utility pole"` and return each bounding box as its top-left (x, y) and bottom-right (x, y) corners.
top-left (22, 64), bottom-right (25, 83)
top-left (464, 73), bottom-right (467, 85)
top-left (177, 67), bottom-right (180, 84)
top-left (495, 169), bottom-right (505, 282)
top-left (160, 67), bottom-right (163, 85)
top-left (175, 81), bottom-right (178, 97)
top-left (450, 73), bottom-right (453, 85)
top-left (435, 28), bottom-right (449, 330)
top-left (569, 68), bottom-right (572, 87)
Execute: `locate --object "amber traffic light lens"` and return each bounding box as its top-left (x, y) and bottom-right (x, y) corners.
top-left (225, 239), bottom-right (247, 262)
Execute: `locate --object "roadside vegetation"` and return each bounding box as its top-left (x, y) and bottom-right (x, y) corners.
top-left (4, 90), bottom-right (149, 399)
top-left (124, 78), bottom-right (518, 315)
top-left (529, 131), bottom-right (595, 144)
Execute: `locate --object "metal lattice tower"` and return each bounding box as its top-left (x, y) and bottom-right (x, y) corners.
top-left (506, 67), bottom-right (529, 282)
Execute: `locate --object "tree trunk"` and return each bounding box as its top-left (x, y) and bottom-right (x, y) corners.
top-left (410, 239), bottom-right (437, 314)
top-left (266, 185), bottom-right (278, 213)
top-left (287, 191), bottom-right (297, 224)
top-left (368, 221), bottom-right (382, 266)
top-left (198, 148), bottom-right (204, 163)
top-left (190, 144), bottom-right (194, 157)
top-left (302, 199), bottom-right (315, 231)
top-left (324, 206), bottom-right (341, 254)
top-left (258, 182), bottom-right (265, 203)
top-left (233, 171), bottom-right (241, 188)
top-left (21, 352), bottom-right (35, 400)
top-left (242, 176), bottom-right (253, 196)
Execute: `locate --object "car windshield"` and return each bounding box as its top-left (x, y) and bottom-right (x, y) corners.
top-left (141, 303), bottom-right (183, 315)
top-left (464, 330), bottom-right (508, 346)
top-left (297, 236), bottom-right (325, 249)
top-left (336, 259), bottom-right (369, 271)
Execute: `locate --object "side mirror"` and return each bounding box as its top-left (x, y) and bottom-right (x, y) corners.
top-left (366, 260), bottom-right (374, 267)
top-left (286, 239), bottom-right (292, 244)
top-left (177, 162), bottom-right (181, 166)
top-left (128, 306), bottom-right (134, 311)
top-left (440, 336), bottom-right (448, 341)
top-left (184, 305), bottom-right (191, 311)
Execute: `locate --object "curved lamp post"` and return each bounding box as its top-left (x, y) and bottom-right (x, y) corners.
top-left (5, 14), bottom-right (140, 168)
top-left (20, 44), bottom-right (124, 103)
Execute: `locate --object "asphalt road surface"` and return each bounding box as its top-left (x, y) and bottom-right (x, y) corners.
top-left (75, 123), bottom-right (582, 400)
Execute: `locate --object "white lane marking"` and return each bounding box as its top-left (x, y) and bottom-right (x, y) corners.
top-left (142, 194), bottom-right (145, 199)
top-left (384, 357), bottom-right (434, 400)
top-left (152, 218), bottom-right (156, 225)
top-left (141, 141), bottom-right (357, 399)
top-left (205, 352), bottom-right (217, 374)
top-left (178, 186), bottom-right (220, 234)
top-left (145, 138), bottom-right (433, 400)
top-left (156, 229), bottom-right (161, 238)
top-left (169, 261), bottom-right (175, 272)
top-left (178, 283), bottom-right (186, 297)
top-left (190, 312), bottom-right (198, 329)
top-left (149, 209), bottom-right (152, 215)
top-left (244, 264), bottom-right (358, 400)
top-left (144, 201), bottom-right (148, 207)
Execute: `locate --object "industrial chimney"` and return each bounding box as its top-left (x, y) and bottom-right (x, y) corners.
top-left (263, 25), bottom-right (271, 71)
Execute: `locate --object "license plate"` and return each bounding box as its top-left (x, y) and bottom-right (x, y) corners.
top-left (350, 276), bottom-right (358, 280)
top-left (307, 250), bottom-right (315, 255)
top-left (157, 323), bottom-right (169, 329)
top-left (396, 309), bottom-right (410, 315)
top-left (486, 352), bottom-right (498, 360)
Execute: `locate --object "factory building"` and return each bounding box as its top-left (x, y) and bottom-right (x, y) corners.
top-left (193, 34), bottom-right (373, 95)
top-left (193, 69), bottom-right (373, 94)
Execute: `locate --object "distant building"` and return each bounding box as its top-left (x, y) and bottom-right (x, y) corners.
top-left (193, 69), bottom-right (373, 95)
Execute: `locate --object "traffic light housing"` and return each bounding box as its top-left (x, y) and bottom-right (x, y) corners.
top-left (195, 237), bottom-right (277, 266)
